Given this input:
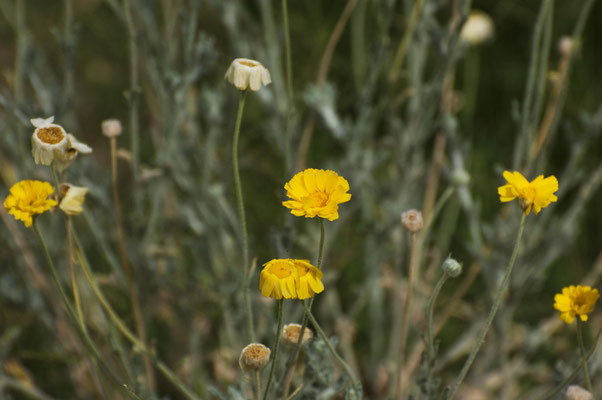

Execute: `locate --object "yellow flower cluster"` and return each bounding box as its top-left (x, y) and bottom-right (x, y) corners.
top-left (498, 170), bottom-right (558, 215)
top-left (259, 259), bottom-right (324, 300)
top-left (554, 285), bottom-right (599, 325)
top-left (4, 180), bottom-right (57, 227)
top-left (282, 168), bottom-right (351, 221)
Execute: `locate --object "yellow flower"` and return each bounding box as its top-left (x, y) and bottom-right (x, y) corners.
top-left (260, 259), bottom-right (298, 299)
top-left (4, 180), bottom-right (57, 227)
top-left (497, 170), bottom-right (558, 215)
top-left (58, 184), bottom-right (89, 215)
top-left (292, 259), bottom-right (324, 300)
top-left (554, 285), bottom-right (599, 324)
top-left (282, 168), bottom-right (351, 221)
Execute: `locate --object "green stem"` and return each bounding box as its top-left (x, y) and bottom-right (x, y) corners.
top-left (263, 299), bottom-right (284, 400)
top-left (282, 0), bottom-right (294, 171)
top-left (426, 273), bottom-right (449, 362)
top-left (447, 212), bottom-right (527, 399)
top-left (72, 231), bottom-right (201, 400)
top-left (232, 90), bottom-right (254, 342)
top-left (281, 219), bottom-right (325, 397)
top-left (51, 163), bottom-right (61, 195)
top-left (388, 0), bottom-right (425, 83)
top-left (302, 300), bottom-right (361, 394)
top-left (577, 319), bottom-right (593, 392)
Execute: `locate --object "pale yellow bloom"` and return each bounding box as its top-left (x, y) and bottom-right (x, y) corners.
top-left (460, 10), bottom-right (495, 45)
top-left (282, 168), bottom-right (351, 221)
top-left (58, 184), bottom-right (89, 215)
top-left (554, 285), bottom-right (599, 325)
top-left (498, 171), bottom-right (558, 215)
top-left (225, 58), bottom-right (271, 91)
top-left (30, 116), bottom-right (69, 165)
top-left (4, 180), bottom-right (57, 227)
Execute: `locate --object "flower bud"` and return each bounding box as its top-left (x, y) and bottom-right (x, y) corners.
top-left (442, 257), bottom-right (462, 278)
top-left (401, 209), bottom-right (423, 233)
top-left (225, 58), bottom-right (271, 91)
top-left (566, 385), bottom-right (593, 400)
top-left (101, 119), bottom-right (123, 138)
top-left (282, 323), bottom-right (314, 347)
top-left (452, 168), bottom-right (470, 186)
top-left (558, 36), bottom-right (575, 58)
top-left (238, 343), bottom-right (271, 372)
top-left (460, 11), bottom-right (495, 46)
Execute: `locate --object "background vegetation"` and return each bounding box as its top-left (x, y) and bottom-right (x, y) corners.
top-left (0, 0), bottom-right (601, 399)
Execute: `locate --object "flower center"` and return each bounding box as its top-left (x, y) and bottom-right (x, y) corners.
top-left (269, 261), bottom-right (293, 279)
top-left (239, 60), bottom-right (258, 68)
top-left (37, 127), bottom-right (64, 144)
top-left (307, 192), bottom-right (328, 208)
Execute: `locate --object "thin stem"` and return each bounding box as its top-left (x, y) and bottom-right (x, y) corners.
top-left (66, 217), bottom-right (85, 330)
top-left (302, 300), bottom-right (361, 394)
top-left (395, 231), bottom-right (418, 399)
top-left (282, 0), bottom-right (294, 172)
top-left (72, 232), bottom-right (201, 400)
top-left (254, 371), bottom-right (261, 400)
top-left (232, 90), bottom-right (254, 342)
top-left (124, 0), bottom-right (140, 189)
top-left (281, 218), bottom-right (325, 397)
top-left (577, 319), bottom-right (593, 392)
top-left (447, 212), bottom-right (527, 399)
top-left (51, 163), bottom-right (61, 196)
top-left (263, 299), bottom-right (284, 400)
top-left (388, 0), bottom-right (425, 83)
top-left (109, 134), bottom-right (155, 392)
top-left (426, 274), bottom-right (449, 362)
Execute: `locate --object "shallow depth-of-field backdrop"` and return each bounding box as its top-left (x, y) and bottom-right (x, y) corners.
top-left (1, 0), bottom-right (602, 399)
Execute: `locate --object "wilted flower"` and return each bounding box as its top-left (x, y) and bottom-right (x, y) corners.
top-left (460, 10), bottom-right (495, 45)
top-left (101, 119), bottom-right (122, 138)
top-left (30, 116), bottom-right (69, 165)
top-left (498, 171), bottom-right (558, 215)
top-left (401, 209), bottom-right (423, 233)
top-left (554, 285), bottom-right (599, 325)
top-left (282, 323), bottom-right (314, 346)
top-left (292, 259), bottom-right (324, 300)
top-left (238, 343), bottom-right (271, 372)
top-left (4, 180), bottom-right (57, 227)
top-left (58, 184), bottom-right (89, 215)
top-left (260, 259), bottom-right (298, 299)
top-left (282, 168), bottom-right (351, 221)
top-left (225, 58), bottom-right (271, 91)
top-left (54, 134), bottom-right (93, 172)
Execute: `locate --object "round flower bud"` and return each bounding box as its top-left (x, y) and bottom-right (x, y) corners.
top-left (238, 343), bottom-right (271, 372)
top-left (442, 257), bottom-right (462, 278)
top-left (558, 36), bottom-right (575, 58)
top-left (566, 385), bottom-right (593, 400)
top-left (101, 119), bottom-right (123, 138)
top-left (30, 116), bottom-right (69, 165)
top-left (460, 10), bottom-right (495, 46)
top-left (401, 209), bottom-right (423, 233)
top-left (452, 168), bottom-right (470, 186)
top-left (282, 323), bottom-right (314, 347)
top-left (224, 58), bottom-right (271, 91)
top-left (59, 184), bottom-right (89, 216)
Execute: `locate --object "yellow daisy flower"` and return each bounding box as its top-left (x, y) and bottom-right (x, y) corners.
top-left (282, 168), bottom-right (351, 221)
top-left (497, 170), bottom-right (558, 215)
top-left (4, 180), bottom-right (57, 227)
top-left (260, 259), bottom-right (298, 299)
top-left (292, 259), bottom-right (325, 300)
top-left (554, 285), bottom-right (599, 325)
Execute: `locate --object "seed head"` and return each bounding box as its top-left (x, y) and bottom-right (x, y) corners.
top-left (102, 119), bottom-right (123, 138)
top-left (238, 343), bottom-right (271, 372)
top-left (282, 323), bottom-right (314, 347)
top-left (401, 209), bottom-right (423, 233)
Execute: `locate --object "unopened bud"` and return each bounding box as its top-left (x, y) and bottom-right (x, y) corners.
top-left (401, 209), bottom-right (423, 233)
top-left (238, 343), bottom-right (271, 372)
top-left (101, 119), bottom-right (122, 138)
top-left (442, 257), bottom-right (462, 278)
top-left (282, 323), bottom-right (314, 347)
top-left (452, 168), bottom-right (470, 186)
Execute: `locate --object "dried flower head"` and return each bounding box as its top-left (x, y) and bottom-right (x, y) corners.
top-left (101, 119), bottom-right (123, 138)
top-left (401, 209), bottom-right (423, 233)
top-left (282, 168), bottom-right (351, 221)
top-left (554, 285), bottom-right (599, 325)
top-left (58, 184), bottom-right (89, 215)
top-left (292, 259), bottom-right (324, 300)
top-left (498, 171), bottom-right (558, 215)
top-left (566, 385), bottom-right (593, 400)
top-left (260, 259), bottom-right (298, 299)
top-left (54, 134), bottom-right (93, 172)
top-left (4, 180), bottom-right (57, 227)
top-left (225, 58), bottom-right (271, 91)
top-left (282, 323), bottom-right (314, 346)
top-left (30, 116), bottom-right (69, 165)
top-left (442, 257), bottom-right (462, 278)
top-left (460, 10), bottom-right (495, 45)
top-left (238, 343), bottom-right (271, 372)
top-left (558, 36), bottom-right (575, 58)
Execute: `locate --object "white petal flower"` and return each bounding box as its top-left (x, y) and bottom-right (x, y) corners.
top-left (460, 11), bottom-right (495, 46)
top-left (30, 117), bottom-right (69, 165)
top-left (54, 134), bottom-right (93, 172)
top-left (225, 58), bottom-right (271, 91)
top-left (59, 184), bottom-right (89, 215)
